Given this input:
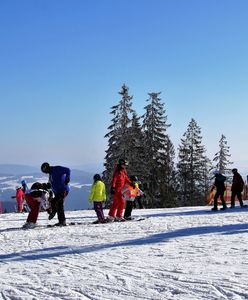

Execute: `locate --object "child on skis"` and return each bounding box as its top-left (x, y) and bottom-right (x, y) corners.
top-left (88, 174), bottom-right (106, 224)
top-left (22, 182), bottom-right (54, 229)
top-left (123, 176), bottom-right (144, 220)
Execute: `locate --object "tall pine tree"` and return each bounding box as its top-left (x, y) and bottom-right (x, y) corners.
top-left (141, 92), bottom-right (173, 207)
top-left (213, 134), bottom-right (233, 174)
top-left (103, 84), bottom-right (134, 204)
top-left (177, 118), bottom-right (209, 206)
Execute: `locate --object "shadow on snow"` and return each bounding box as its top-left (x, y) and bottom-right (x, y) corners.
top-left (1, 222), bottom-right (248, 262)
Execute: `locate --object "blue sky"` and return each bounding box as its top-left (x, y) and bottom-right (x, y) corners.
top-left (0, 0), bottom-right (248, 172)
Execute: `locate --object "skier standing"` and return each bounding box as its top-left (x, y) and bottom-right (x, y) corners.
top-left (12, 187), bottom-right (25, 213)
top-left (230, 168), bottom-right (244, 208)
top-left (123, 176), bottom-right (144, 220)
top-left (211, 171), bottom-right (227, 211)
top-left (107, 159), bottom-right (131, 222)
top-left (89, 174), bottom-right (106, 224)
top-left (41, 162), bottom-right (71, 226)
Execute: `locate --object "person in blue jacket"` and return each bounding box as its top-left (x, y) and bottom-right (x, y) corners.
top-left (41, 162), bottom-right (71, 226)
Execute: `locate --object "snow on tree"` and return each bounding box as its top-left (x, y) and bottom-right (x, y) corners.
top-left (141, 92), bottom-right (174, 207)
top-left (124, 112), bottom-right (147, 183)
top-left (103, 84), bottom-right (134, 204)
top-left (177, 118), bottom-right (210, 206)
top-left (213, 134), bottom-right (233, 175)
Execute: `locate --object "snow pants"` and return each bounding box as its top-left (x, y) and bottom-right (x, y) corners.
top-left (213, 190), bottom-right (226, 209)
top-left (124, 201), bottom-right (133, 219)
top-left (50, 192), bottom-right (67, 224)
top-left (94, 202), bottom-right (105, 222)
top-left (231, 189), bottom-right (244, 207)
top-left (25, 194), bottom-right (40, 223)
top-left (109, 191), bottom-right (125, 218)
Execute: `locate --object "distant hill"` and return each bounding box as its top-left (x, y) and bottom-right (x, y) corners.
top-left (0, 164), bottom-right (39, 175)
top-left (0, 164), bottom-right (95, 213)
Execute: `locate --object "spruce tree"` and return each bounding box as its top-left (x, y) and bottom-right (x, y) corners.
top-left (177, 118), bottom-right (209, 206)
top-left (103, 84), bottom-right (134, 205)
top-left (125, 112), bottom-right (146, 182)
top-left (141, 92), bottom-right (173, 207)
top-left (213, 134), bottom-right (233, 174)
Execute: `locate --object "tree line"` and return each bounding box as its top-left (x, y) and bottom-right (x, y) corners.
top-left (103, 84), bottom-right (232, 208)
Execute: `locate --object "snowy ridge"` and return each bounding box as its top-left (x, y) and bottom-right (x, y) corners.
top-left (0, 206), bottom-right (248, 299)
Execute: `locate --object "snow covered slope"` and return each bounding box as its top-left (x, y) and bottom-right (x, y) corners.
top-left (0, 206), bottom-right (248, 299)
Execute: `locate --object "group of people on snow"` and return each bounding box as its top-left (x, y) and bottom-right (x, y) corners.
top-left (17, 159), bottom-right (145, 228)
top-left (12, 158), bottom-right (246, 228)
top-left (88, 158), bottom-right (144, 224)
top-left (211, 168), bottom-right (245, 211)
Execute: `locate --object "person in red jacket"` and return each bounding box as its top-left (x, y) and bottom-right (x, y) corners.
top-left (12, 187), bottom-right (25, 212)
top-left (107, 159), bottom-right (131, 222)
top-left (230, 168), bottom-right (244, 208)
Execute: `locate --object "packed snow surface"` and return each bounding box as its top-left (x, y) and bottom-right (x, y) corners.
top-left (1, 206), bottom-right (248, 300)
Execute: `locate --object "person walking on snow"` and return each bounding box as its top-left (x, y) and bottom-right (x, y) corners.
top-left (107, 158), bottom-right (131, 222)
top-left (211, 170), bottom-right (227, 211)
top-left (89, 174), bottom-right (106, 224)
top-left (22, 182), bottom-right (54, 229)
top-left (230, 168), bottom-right (244, 208)
top-left (41, 162), bottom-right (71, 226)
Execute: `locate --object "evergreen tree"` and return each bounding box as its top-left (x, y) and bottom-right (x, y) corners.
top-left (141, 92), bottom-right (173, 207)
top-left (213, 134), bottom-right (233, 174)
top-left (177, 118), bottom-right (209, 206)
top-left (125, 112), bottom-right (147, 182)
top-left (159, 137), bottom-right (178, 207)
top-left (103, 84), bottom-right (134, 205)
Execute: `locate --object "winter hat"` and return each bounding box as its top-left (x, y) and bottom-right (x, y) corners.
top-left (93, 174), bottom-right (101, 181)
top-left (118, 158), bottom-right (128, 166)
top-left (41, 162), bottom-right (50, 173)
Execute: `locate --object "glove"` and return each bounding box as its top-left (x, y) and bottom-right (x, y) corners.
top-left (64, 178), bottom-right (70, 185)
top-left (111, 187), bottom-right (115, 195)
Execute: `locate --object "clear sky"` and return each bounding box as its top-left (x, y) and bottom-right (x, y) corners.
top-left (0, 0), bottom-right (248, 172)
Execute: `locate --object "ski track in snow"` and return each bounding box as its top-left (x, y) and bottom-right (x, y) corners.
top-left (0, 206), bottom-right (248, 299)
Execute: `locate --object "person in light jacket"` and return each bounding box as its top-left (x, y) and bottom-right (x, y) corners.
top-left (89, 174), bottom-right (106, 224)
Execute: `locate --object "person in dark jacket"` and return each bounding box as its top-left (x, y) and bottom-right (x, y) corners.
top-left (230, 168), bottom-right (244, 208)
top-left (211, 171), bottom-right (227, 211)
top-left (41, 162), bottom-right (71, 226)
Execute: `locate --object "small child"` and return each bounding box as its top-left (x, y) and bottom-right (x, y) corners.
top-left (89, 174), bottom-right (106, 224)
top-left (22, 182), bottom-right (54, 229)
top-left (123, 176), bottom-right (144, 220)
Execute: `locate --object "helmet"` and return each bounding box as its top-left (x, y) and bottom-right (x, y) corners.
top-left (118, 158), bottom-right (128, 166)
top-left (232, 168), bottom-right (238, 173)
top-left (41, 162), bottom-right (50, 173)
top-left (130, 175), bottom-right (138, 182)
top-left (21, 179), bottom-right (27, 185)
top-left (93, 174), bottom-right (101, 181)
